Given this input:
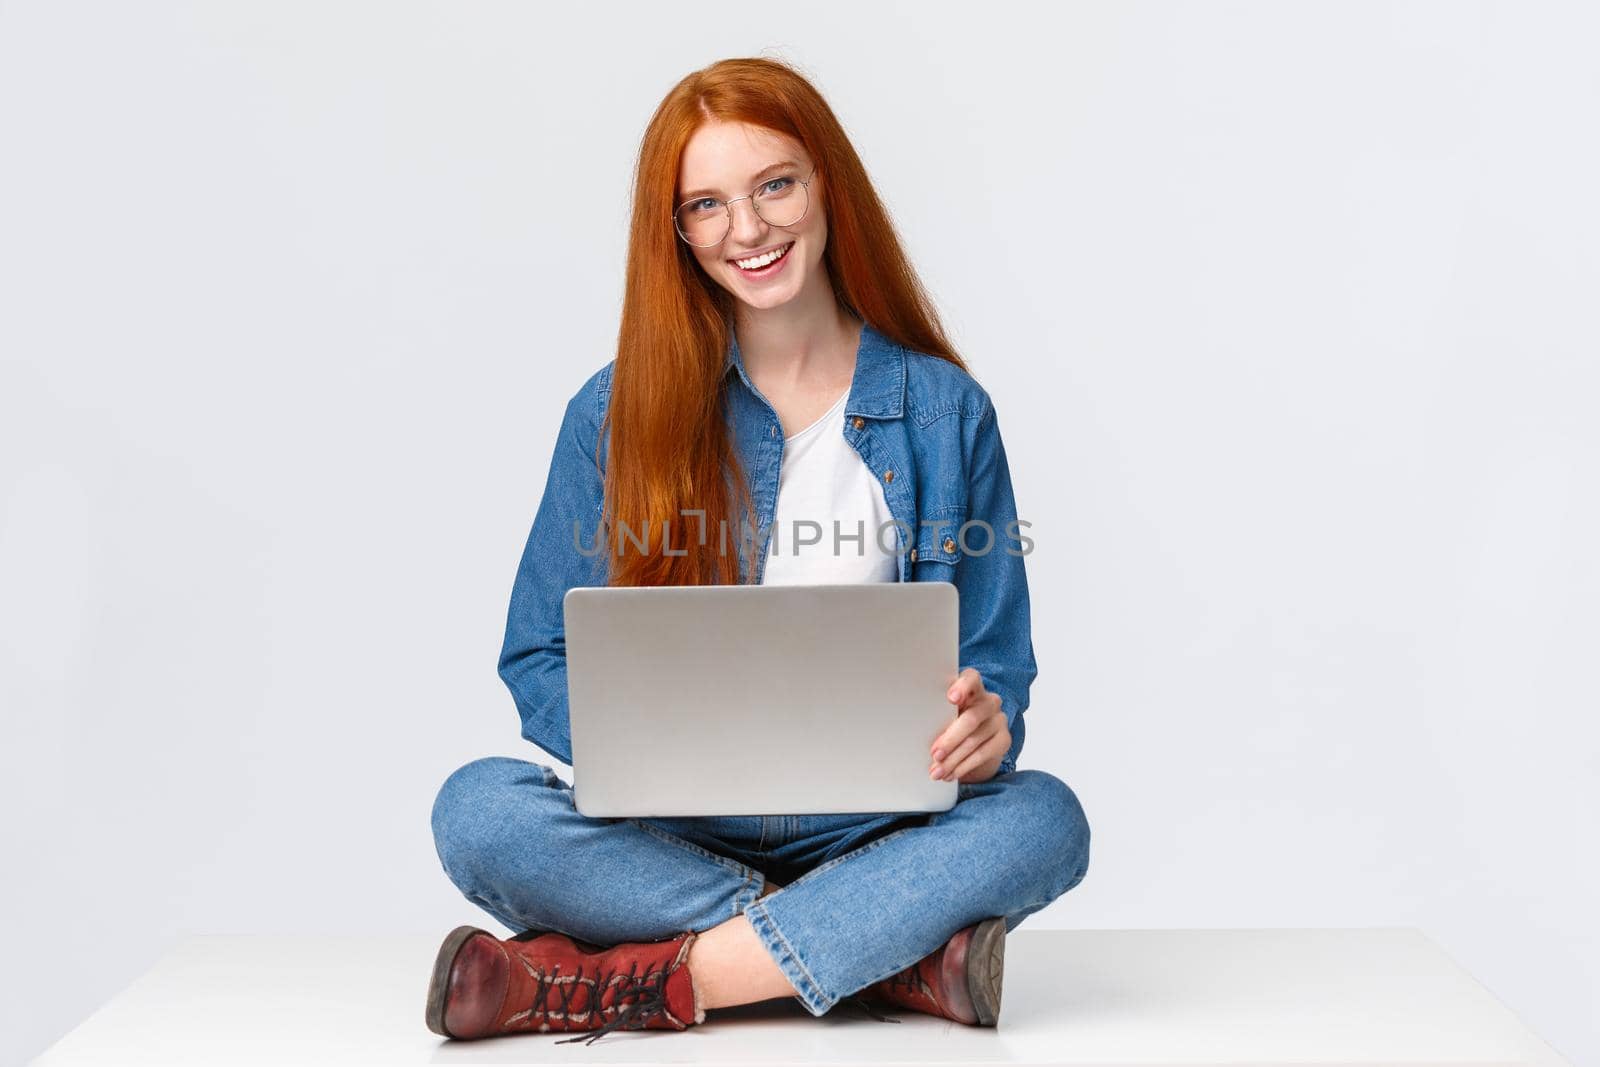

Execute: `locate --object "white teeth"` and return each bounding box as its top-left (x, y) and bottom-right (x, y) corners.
top-left (734, 243), bottom-right (791, 270)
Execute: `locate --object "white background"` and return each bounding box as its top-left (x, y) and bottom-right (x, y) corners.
top-left (2, 1), bottom-right (1595, 1064)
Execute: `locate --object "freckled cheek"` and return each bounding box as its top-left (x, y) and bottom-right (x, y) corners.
top-left (695, 248), bottom-right (728, 276)
top-left (801, 214), bottom-right (826, 263)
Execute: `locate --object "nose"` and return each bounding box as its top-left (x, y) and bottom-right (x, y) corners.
top-left (726, 196), bottom-right (768, 249)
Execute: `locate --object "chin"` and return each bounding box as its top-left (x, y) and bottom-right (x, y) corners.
top-left (738, 260), bottom-right (813, 304)
top-left (742, 278), bottom-right (806, 307)
top-left (736, 283), bottom-right (802, 311)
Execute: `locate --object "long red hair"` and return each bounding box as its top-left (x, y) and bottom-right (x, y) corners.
top-left (601, 56), bottom-right (969, 587)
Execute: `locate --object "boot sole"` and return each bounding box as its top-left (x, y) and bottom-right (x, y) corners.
top-left (965, 917), bottom-right (1005, 1026)
top-left (425, 925), bottom-right (491, 1039)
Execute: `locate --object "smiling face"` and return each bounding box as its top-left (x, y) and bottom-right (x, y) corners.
top-left (675, 121), bottom-right (827, 313)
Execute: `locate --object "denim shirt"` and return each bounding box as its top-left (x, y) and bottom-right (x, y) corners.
top-left (498, 322), bottom-right (1039, 776)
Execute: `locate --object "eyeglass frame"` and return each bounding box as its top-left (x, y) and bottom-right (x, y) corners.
top-left (670, 166), bottom-right (819, 248)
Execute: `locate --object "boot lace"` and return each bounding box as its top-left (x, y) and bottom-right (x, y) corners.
top-left (846, 964), bottom-right (923, 1024)
top-left (847, 994), bottom-right (903, 1023)
top-left (531, 957), bottom-right (673, 1046)
top-left (889, 967), bottom-right (924, 995)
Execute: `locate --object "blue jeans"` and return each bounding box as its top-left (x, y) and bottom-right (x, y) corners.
top-left (430, 757), bottom-right (1091, 1017)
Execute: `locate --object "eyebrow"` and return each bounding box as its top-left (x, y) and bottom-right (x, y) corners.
top-left (680, 160), bottom-right (801, 202)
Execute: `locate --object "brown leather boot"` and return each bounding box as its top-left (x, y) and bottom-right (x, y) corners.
top-left (847, 916), bottom-right (1006, 1026)
top-left (424, 926), bottom-right (706, 1044)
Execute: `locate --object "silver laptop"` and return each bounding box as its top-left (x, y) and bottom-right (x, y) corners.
top-left (563, 582), bottom-right (960, 817)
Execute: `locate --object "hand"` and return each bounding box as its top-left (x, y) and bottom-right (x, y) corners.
top-left (929, 667), bottom-right (1010, 785)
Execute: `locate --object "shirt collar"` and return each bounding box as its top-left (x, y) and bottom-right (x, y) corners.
top-left (723, 320), bottom-right (906, 420)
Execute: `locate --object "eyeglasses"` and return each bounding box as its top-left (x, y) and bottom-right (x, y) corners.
top-left (671, 167), bottom-right (817, 248)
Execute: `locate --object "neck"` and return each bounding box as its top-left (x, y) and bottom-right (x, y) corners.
top-left (733, 282), bottom-right (861, 390)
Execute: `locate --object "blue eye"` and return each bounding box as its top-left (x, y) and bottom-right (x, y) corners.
top-left (761, 177), bottom-right (794, 194)
top-left (687, 198), bottom-right (719, 214)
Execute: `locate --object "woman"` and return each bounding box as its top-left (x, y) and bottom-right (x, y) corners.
top-left (426, 56), bottom-right (1091, 1044)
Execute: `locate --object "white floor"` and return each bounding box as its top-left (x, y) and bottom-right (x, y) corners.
top-left (32, 928), bottom-right (1569, 1066)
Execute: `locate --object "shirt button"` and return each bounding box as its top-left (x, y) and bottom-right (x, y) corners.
top-left (909, 547), bottom-right (918, 562)
top-left (769, 425), bottom-right (776, 437)
top-left (851, 416), bottom-right (865, 430)
top-left (883, 469), bottom-right (894, 483)
top-left (943, 537), bottom-right (956, 553)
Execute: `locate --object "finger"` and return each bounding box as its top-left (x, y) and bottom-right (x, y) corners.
top-left (949, 736), bottom-right (1002, 782)
top-left (933, 698), bottom-right (982, 754)
top-left (935, 718), bottom-right (996, 778)
top-left (932, 704), bottom-right (983, 760)
top-left (935, 673), bottom-right (996, 753)
top-left (946, 667), bottom-right (982, 708)
top-left (936, 729), bottom-right (987, 778)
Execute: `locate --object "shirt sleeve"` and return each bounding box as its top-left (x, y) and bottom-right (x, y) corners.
top-left (497, 378), bottom-right (609, 766)
top-left (956, 394), bottom-right (1038, 775)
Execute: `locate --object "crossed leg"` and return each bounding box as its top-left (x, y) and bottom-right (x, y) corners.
top-left (688, 878), bottom-right (794, 1010)
top-left (433, 758), bottom-right (1089, 1017)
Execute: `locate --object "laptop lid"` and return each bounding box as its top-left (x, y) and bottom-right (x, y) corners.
top-left (563, 582), bottom-right (960, 817)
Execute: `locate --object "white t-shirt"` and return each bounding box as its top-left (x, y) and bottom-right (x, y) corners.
top-left (761, 388), bottom-right (900, 585)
